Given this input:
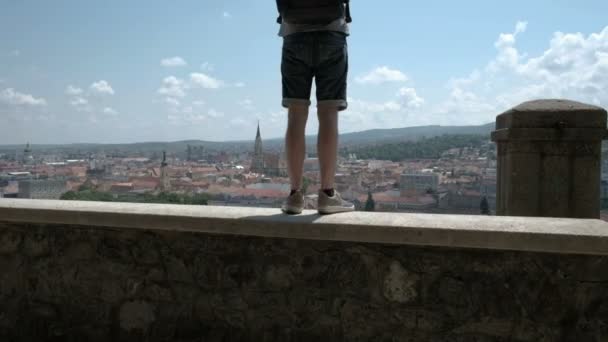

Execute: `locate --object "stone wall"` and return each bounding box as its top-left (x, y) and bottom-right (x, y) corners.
top-left (1, 221), bottom-right (607, 342)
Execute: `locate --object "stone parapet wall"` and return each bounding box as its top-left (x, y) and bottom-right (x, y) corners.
top-left (1, 199), bottom-right (608, 341)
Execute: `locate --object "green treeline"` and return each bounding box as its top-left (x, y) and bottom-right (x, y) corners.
top-left (345, 135), bottom-right (491, 161)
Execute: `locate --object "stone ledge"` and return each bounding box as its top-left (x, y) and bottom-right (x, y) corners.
top-left (1, 199), bottom-right (608, 255)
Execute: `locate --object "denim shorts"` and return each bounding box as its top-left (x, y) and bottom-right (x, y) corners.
top-left (281, 31), bottom-right (348, 111)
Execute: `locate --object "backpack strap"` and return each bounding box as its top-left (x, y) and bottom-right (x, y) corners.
top-left (344, 0), bottom-right (352, 23)
top-left (276, 0), bottom-right (285, 24)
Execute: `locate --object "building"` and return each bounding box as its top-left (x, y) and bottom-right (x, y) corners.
top-left (601, 180), bottom-right (608, 209)
top-left (249, 123), bottom-right (287, 176)
top-left (303, 158), bottom-right (320, 172)
top-left (22, 142), bottom-right (34, 165)
top-left (18, 179), bottom-right (67, 199)
top-left (160, 151), bottom-right (170, 192)
top-left (263, 152), bottom-right (288, 177)
top-left (480, 167), bottom-right (497, 210)
top-left (86, 155), bottom-right (107, 179)
top-left (186, 145), bottom-right (207, 162)
top-left (400, 173), bottom-right (440, 195)
top-left (251, 122), bottom-right (265, 173)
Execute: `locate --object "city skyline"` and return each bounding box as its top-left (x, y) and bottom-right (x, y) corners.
top-left (1, 0), bottom-right (608, 144)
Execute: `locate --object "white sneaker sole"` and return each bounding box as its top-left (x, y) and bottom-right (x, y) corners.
top-left (281, 205), bottom-right (303, 215)
top-left (318, 206), bottom-right (355, 215)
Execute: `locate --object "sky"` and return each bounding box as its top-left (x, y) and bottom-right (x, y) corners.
top-left (1, 0), bottom-right (608, 144)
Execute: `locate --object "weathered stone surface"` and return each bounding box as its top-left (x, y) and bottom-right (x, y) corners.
top-left (2, 199), bottom-right (608, 256)
top-left (492, 99), bottom-right (608, 218)
top-left (382, 260), bottom-right (418, 303)
top-left (496, 99), bottom-right (607, 129)
top-left (23, 232), bottom-right (50, 257)
top-left (119, 300), bottom-right (156, 332)
top-left (0, 221), bottom-right (607, 341)
top-left (0, 230), bottom-right (22, 254)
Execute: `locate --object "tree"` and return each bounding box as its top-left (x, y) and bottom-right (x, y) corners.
top-left (364, 192), bottom-right (375, 212)
top-left (480, 196), bottom-right (490, 215)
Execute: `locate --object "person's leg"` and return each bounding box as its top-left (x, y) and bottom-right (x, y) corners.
top-left (317, 105), bottom-right (338, 191)
top-left (314, 31), bottom-right (354, 214)
top-left (285, 104), bottom-right (309, 191)
top-left (280, 33), bottom-right (314, 214)
top-left (314, 31), bottom-right (348, 193)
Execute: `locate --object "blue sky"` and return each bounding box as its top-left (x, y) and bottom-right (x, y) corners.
top-left (1, 0), bottom-right (608, 144)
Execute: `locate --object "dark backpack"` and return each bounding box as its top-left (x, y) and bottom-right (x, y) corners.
top-left (276, 0), bottom-right (352, 25)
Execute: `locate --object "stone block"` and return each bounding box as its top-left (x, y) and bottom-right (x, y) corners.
top-left (496, 99), bottom-right (607, 129)
top-left (492, 99), bottom-right (608, 218)
top-left (0, 230), bottom-right (22, 255)
top-left (118, 300), bottom-right (156, 333)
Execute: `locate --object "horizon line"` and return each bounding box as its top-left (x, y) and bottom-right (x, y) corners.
top-left (0, 122), bottom-right (494, 147)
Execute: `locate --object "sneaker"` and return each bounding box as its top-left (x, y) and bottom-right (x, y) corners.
top-left (317, 190), bottom-right (355, 215)
top-left (281, 190), bottom-right (304, 215)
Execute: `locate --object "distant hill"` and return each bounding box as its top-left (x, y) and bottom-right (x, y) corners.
top-left (0, 123), bottom-right (495, 154)
top-left (262, 122), bottom-right (494, 148)
top-left (323, 123), bottom-right (494, 147)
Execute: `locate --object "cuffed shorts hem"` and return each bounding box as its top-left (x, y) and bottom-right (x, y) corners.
top-left (318, 99), bottom-right (348, 111)
top-left (282, 98), bottom-right (312, 108)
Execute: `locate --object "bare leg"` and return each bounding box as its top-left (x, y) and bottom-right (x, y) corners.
top-left (285, 104), bottom-right (309, 191)
top-left (317, 105), bottom-right (339, 190)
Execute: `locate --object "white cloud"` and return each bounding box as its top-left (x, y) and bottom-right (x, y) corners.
top-left (207, 108), bottom-right (224, 118)
top-left (339, 98), bottom-right (404, 132)
top-left (69, 96), bottom-right (92, 113)
top-left (201, 62), bottom-right (215, 72)
top-left (190, 73), bottom-right (224, 89)
top-left (103, 107), bottom-right (119, 116)
top-left (234, 82), bottom-right (245, 88)
top-left (90, 80), bottom-right (115, 95)
top-left (515, 21), bottom-right (528, 35)
top-left (70, 97), bottom-right (88, 107)
top-left (186, 114), bottom-right (207, 123)
top-left (192, 100), bottom-right (205, 106)
top-left (348, 98), bottom-right (402, 113)
top-left (435, 87), bottom-right (496, 122)
top-left (158, 76), bottom-right (187, 98)
top-left (230, 117), bottom-right (248, 126)
top-left (223, 11), bottom-right (231, 18)
top-left (239, 98), bottom-right (255, 111)
top-left (161, 56), bottom-right (187, 67)
top-left (488, 23), bottom-right (529, 73)
top-left (170, 112), bottom-right (206, 125)
top-left (65, 85), bottom-right (83, 96)
top-left (0, 88), bottom-right (47, 106)
top-left (356, 66), bottom-right (409, 85)
top-left (164, 97), bottom-right (180, 107)
top-left (442, 21), bottom-right (608, 123)
top-left (397, 87), bottom-right (425, 108)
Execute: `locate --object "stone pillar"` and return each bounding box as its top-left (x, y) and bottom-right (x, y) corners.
top-left (491, 99), bottom-right (608, 218)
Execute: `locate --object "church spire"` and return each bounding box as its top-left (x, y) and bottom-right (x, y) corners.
top-left (252, 121), bottom-right (264, 173)
top-left (161, 151), bottom-right (168, 167)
